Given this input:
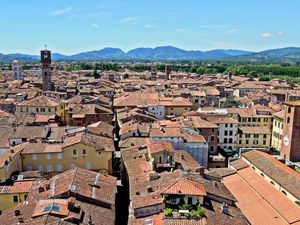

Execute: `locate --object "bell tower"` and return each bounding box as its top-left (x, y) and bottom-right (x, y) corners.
top-left (40, 46), bottom-right (52, 91)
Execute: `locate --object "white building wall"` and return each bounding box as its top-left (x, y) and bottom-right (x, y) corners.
top-left (147, 105), bottom-right (165, 119)
top-left (217, 123), bottom-right (238, 151)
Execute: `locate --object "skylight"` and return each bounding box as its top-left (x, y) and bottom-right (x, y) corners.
top-left (43, 204), bottom-right (61, 212)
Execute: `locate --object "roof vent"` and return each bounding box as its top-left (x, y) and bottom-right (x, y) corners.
top-left (147, 186), bottom-right (153, 193)
top-left (45, 184), bottom-right (51, 190)
top-left (213, 181), bottom-right (218, 188)
top-left (15, 210), bottom-right (21, 216)
top-left (38, 186), bottom-right (45, 193)
top-left (222, 203), bottom-right (229, 214)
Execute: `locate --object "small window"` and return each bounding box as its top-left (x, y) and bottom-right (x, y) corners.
top-left (57, 153), bottom-right (62, 159)
top-left (288, 107), bottom-right (291, 113)
top-left (13, 195), bottom-right (18, 203)
top-left (282, 190), bottom-right (287, 196)
top-left (287, 117), bottom-right (290, 124)
top-left (70, 163), bottom-right (76, 169)
top-left (270, 181), bottom-right (275, 186)
top-left (86, 162), bottom-right (92, 169)
top-left (57, 164), bottom-right (62, 172)
top-left (82, 149), bottom-right (87, 156)
top-left (47, 164), bottom-right (53, 172)
top-left (252, 166), bottom-right (256, 170)
top-left (32, 154), bottom-right (37, 160)
top-left (72, 149), bottom-right (77, 156)
top-left (27, 166), bottom-right (32, 171)
top-left (37, 165), bottom-right (43, 172)
top-left (46, 153), bottom-right (51, 160)
top-left (260, 173), bottom-right (265, 177)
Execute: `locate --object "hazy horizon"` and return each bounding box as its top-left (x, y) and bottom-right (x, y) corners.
top-left (1, 0), bottom-right (300, 55)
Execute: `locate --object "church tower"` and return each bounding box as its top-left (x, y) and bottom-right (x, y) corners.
top-left (40, 47), bottom-right (52, 91)
top-left (12, 60), bottom-right (22, 80)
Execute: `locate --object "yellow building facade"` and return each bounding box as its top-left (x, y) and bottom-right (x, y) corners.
top-left (21, 142), bottom-right (113, 175)
top-left (0, 147), bottom-right (23, 183)
top-left (165, 106), bottom-right (192, 117)
top-left (238, 127), bottom-right (271, 150)
top-left (0, 180), bottom-right (33, 212)
top-left (271, 111), bottom-right (284, 151)
top-left (15, 96), bottom-right (66, 122)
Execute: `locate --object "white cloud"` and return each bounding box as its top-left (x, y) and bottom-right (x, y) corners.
top-left (51, 7), bottom-right (73, 16)
top-left (261, 32), bottom-right (283, 37)
top-left (226, 28), bottom-right (239, 34)
top-left (119, 16), bottom-right (139, 24)
top-left (144, 24), bottom-right (156, 29)
top-left (91, 24), bottom-right (99, 29)
top-left (261, 32), bottom-right (273, 37)
top-left (201, 24), bottom-right (239, 34)
top-left (176, 28), bottom-right (187, 32)
top-left (277, 31), bottom-right (283, 36)
top-left (200, 24), bottom-right (228, 31)
top-left (97, 4), bottom-right (105, 9)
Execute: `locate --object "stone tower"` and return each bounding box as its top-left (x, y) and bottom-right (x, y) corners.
top-left (40, 48), bottom-right (52, 91)
top-left (281, 101), bottom-right (300, 162)
top-left (12, 60), bottom-right (22, 80)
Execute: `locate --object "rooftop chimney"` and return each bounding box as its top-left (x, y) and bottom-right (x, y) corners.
top-left (199, 166), bottom-right (205, 177)
top-left (38, 186), bottom-right (45, 193)
top-left (88, 214), bottom-right (93, 225)
top-left (45, 183), bottom-right (51, 190)
top-left (14, 210), bottom-right (21, 216)
top-left (222, 203), bottom-right (229, 214)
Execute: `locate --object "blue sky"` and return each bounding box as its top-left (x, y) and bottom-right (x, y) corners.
top-left (0, 0), bottom-right (299, 55)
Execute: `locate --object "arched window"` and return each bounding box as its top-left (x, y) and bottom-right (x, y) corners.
top-left (287, 117), bottom-right (290, 124)
top-left (288, 107), bottom-right (291, 113)
top-left (224, 138), bottom-right (228, 143)
top-left (229, 138), bottom-right (233, 144)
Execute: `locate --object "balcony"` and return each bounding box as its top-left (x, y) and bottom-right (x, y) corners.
top-left (156, 161), bottom-right (175, 168)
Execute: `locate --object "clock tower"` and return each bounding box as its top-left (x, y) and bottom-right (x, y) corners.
top-left (281, 101), bottom-right (300, 162)
top-left (40, 47), bottom-right (52, 91)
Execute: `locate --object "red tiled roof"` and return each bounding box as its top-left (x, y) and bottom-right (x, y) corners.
top-left (162, 179), bottom-right (207, 196)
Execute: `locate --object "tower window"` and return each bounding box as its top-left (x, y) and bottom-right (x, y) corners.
top-left (288, 107), bottom-right (291, 113)
top-left (287, 117), bottom-right (290, 124)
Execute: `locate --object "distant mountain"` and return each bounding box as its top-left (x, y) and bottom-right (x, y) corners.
top-left (52, 53), bottom-right (69, 60)
top-left (1, 46), bottom-right (300, 62)
top-left (127, 46), bottom-right (253, 60)
top-left (69, 48), bottom-right (129, 60)
top-left (7, 53), bottom-right (39, 60)
top-left (229, 47), bottom-right (300, 62)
